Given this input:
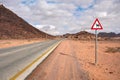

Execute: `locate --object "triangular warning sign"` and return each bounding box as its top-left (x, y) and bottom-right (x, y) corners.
top-left (91, 18), bottom-right (103, 30)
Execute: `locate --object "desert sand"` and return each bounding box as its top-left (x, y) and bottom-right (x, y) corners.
top-left (71, 40), bottom-right (120, 80)
top-left (0, 39), bottom-right (46, 49)
top-left (26, 40), bottom-right (120, 80)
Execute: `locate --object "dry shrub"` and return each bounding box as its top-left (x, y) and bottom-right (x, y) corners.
top-left (106, 47), bottom-right (120, 53)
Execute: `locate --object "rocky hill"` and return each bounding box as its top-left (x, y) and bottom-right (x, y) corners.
top-left (63, 31), bottom-right (95, 40)
top-left (0, 4), bottom-right (54, 39)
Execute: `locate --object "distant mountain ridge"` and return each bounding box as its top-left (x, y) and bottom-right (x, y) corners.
top-left (62, 31), bottom-right (120, 40)
top-left (0, 4), bottom-right (53, 39)
top-left (98, 32), bottom-right (120, 37)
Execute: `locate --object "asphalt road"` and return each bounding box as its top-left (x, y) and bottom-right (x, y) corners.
top-left (0, 40), bottom-right (60, 80)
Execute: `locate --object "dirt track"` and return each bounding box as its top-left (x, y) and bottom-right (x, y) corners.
top-left (26, 40), bottom-right (89, 80)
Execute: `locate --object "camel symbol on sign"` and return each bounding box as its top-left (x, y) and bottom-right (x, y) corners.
top-left (91, 18), bottom-right (103, 30)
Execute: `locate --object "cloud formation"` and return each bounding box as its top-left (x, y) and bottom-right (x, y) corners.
top-left (1, 0), bottom-right (120, 35)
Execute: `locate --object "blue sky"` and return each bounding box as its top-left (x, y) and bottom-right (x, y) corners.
top-left (1, 0), bottom-right (120, 35)
top-left (21, 0), bottom-right (36, 5)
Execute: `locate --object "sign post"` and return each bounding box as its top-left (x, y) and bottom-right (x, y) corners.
top-left (95, 30), bottom-right (98, 65)
top-left (91, 18), bottom-right (103, 65)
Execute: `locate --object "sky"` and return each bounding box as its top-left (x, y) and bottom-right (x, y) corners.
top-left (0, 0), bottom-right (120, 35)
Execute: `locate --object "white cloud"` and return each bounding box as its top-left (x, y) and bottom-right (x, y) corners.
top-left (97, 12), bottom-right (107, 18)
top-left (34, 24), bottom-right (60, 35)
top-left (1, 0), bottom-right (120, 35)
top-left (46, 0), bottom-right (93, 8)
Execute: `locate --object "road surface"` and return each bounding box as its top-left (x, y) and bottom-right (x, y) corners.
top-left (0, 40), bottom-right (60, 80)
top-left (26, 40), bottom-right (89, 80)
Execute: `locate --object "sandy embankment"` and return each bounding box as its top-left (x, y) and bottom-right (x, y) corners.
top-left (0, 39), bottom-right (46, 48)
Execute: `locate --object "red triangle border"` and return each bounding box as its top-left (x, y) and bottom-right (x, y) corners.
top-left (91, 18), bottom-right (103, 30)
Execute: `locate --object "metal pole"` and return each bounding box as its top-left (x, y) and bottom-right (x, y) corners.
top-left (95, 30), bottom-right (98, 65)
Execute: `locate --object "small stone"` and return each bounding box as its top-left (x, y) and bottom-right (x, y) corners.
top-left (105, 68), bottom-right (108, 70)
top-left (109, 71), bottom-right (113, 74)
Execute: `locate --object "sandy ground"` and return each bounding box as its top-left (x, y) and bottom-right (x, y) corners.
top-left (0, 39), bottom-right (46, 49)
top-left (26, 40), bottom-right (120, 80)
top-left (70, 40), bottom-right (120, 80)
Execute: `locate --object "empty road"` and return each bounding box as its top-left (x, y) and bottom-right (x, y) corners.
top-left (0, 40), bottom-right (61, 80)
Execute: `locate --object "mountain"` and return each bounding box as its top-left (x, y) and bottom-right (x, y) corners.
top-left (63, 31), bottom-right (95, 40)
top-left (117, 33), bottom-right (120, 37)
top-left (98, 32), bottom-right (120, 37)
top-left (0, 4), bottom-right (54, 39)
